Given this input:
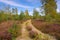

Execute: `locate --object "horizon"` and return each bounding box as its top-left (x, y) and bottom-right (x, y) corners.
top-left (0, 0), bottom-right (60, 15)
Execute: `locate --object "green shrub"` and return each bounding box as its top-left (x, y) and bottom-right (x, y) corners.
top-left (55, 14), bottom-right (60, 22)
top-left (34, 34), bottom-right (56, 40)
top-left (8, 23), bottom-right (21, 40)
top-left (0, 11), bottom-right (9, 22)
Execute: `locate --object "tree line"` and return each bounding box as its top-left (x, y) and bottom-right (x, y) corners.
top-left (0, 0), bottom-right (60, 22)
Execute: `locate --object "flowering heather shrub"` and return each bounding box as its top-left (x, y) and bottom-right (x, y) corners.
top-left (32, 20), bottom-right (60, 40)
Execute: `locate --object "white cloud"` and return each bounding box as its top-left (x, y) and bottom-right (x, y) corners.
top-left (35, 8), bottom-right (40, 12)
top-left (26, 0), bottom-right (40, 4)
top-left (29, 11), bottom-right (33, 15)
top-left (57, 0), bottom-right (60, 12)
top-left (0, 0), bottom-right (32, 8)
top-left (57, 9), bottom-right (60, 12)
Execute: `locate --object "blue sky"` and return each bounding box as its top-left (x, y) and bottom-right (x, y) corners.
top-left (0, 0), bottom-right (60, 15)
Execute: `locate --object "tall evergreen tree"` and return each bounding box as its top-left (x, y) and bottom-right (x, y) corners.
top-left (15, 8), bottom-right (18, 20)
top-left (33, 9), bottom-right (39, 19)
top-left (25, 9), bottom-right (29, 16)
top-left (12, 8), bottom-right (18, 14)
top-left (12, 8), bottom-right (15, 14)
top-left (15, 8), bottom-right (18, 15)
top-left (25, 9), bottom-right (30, 19)
top-left (19, 11), bottom-right (25, 20)
top-left (41, 0), bottom-right (57, 17)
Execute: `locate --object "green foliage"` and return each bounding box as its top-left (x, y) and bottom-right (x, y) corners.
top-left (55, 14), bottom-right (60, 22)
top-left (44, 14), bottom-right (53, 22)
top-left (8, 23), bottom-right (20, 40)
top-left (0, 11), bottom-right (3, 22)
top-left (12, 8), bottom-right (18, 14)
top-left (0, 11), bottom-right (9, 22)
top-left (33, 9), bottom-right (40, 19)
top-left (19, 11), bottom-right (25, 20)
top-left (14, 15), bottom-right (19, 20)
top-left (9, 24), bottom-right (17, 36)
top-left (41, 0), bottom-right (57, 17)
top-left (25, 9), bottom-right (30, 19)
top-left (34, 34), bottom-right (56, 40)
top-left (0, 5), bottom-right (59, 22)
top-left (34, 34), bottom-right (44, 40)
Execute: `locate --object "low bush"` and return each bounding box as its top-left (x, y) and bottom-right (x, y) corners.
top-left (8, 23), bottom-right (21, 40)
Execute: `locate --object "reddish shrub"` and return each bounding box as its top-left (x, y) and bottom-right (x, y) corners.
top-left (32, 20), bottom-right (60, 40)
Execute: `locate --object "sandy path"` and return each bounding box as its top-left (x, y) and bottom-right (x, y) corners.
top-left (16, 19), bottom-right (56, 40)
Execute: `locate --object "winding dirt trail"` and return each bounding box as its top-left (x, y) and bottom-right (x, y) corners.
top-left (16, 20), bottom-right (33, 40)
top-left (16, 19), bottom-right (56, 40)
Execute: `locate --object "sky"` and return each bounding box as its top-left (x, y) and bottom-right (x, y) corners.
top-left (0, 0), bottom-right (60, 15)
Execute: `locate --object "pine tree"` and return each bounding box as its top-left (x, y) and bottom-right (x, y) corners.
top-left (25, 9), bottom-right (30, 19)
top-left (12, 8), bottom-right (18, 15)
top-left (15, 8), bottom-right (18, 20)
top-left (4, 5), bottom-right (11, 14)
top-left (15, 8), bottom-right (18, 15)
top-left (19, 11), bottom-right (25, 20)
top-left (33, 9), bottom-right (39, 19)
top-left (12, 8), bottom-right (15, 14)
top-left (41, 0), bottom-right (57, 17)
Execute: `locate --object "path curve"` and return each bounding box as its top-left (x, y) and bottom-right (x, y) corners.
top-left (16, 19), bottom-right (57, 40)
